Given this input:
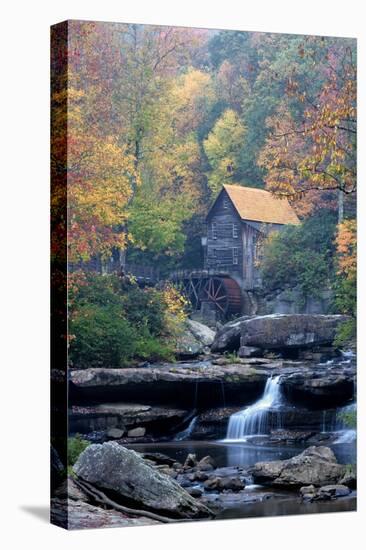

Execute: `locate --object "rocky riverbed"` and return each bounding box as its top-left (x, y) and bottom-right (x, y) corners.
top-left (60, 314), bottom-right (357, 528)
top-left (53, 441), bottom-right (356, 529)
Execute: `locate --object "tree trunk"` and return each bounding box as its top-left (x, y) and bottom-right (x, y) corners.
top-left (338, 189), bottom-right (344, 223)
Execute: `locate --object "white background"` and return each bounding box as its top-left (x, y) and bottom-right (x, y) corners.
top-left (1, 1), bottom-right (365, 549)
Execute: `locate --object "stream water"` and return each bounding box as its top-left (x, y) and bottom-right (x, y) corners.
top-left (128, 364), bottom-right (356, 521)
top-left (130, 438), bottom-right (356, 470)
top-left (129, 439), bottom-right (356, 519)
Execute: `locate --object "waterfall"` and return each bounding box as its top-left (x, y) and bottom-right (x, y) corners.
top-left (333, 402), bottom-right (356, 445)
top-left (321, 411), bottom-right (327, 433)
top-left (334, 429), bottom-right (356, 444)
top-left (225, 376), bottom-right (283, 441)
top-left (174, 416), bottom-right (198, 441)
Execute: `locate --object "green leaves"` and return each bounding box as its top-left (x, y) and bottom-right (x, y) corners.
top-left (68, 273), bottom-right (180, 367)
top-left (260, 211), bottom-right (338, 297)
top-left (128, 191), bottom-right (188, 256)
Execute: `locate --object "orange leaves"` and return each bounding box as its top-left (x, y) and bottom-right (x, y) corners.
top-left (258, 44), bottom-right (356, 216)
top-left (335, 219), bottom-right (357, 278)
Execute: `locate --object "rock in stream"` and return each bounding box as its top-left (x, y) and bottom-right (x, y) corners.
top-left (73, 441), bottom-right (214, 520)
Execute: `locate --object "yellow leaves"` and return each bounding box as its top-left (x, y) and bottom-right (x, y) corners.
top-left (174, 69), bottom-right (214, 109)
top-left (203, 109), bottom-right (246, 195)
top-left (66, 84), bottom-right (137, 262)
top-left (160, 284), bottom-right (188, 338)
top-left (53, 87), bottom-right (85, 105)
top-left (170, 68), bottom-right (215, 134)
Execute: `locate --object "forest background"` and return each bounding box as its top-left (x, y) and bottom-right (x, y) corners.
top-left (51, 21), bottom-right (356, 364)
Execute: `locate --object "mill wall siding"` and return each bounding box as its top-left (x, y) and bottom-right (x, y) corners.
top-left (205, 195), bottom-right (243, 278)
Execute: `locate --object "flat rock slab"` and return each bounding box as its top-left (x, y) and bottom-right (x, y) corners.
top-left (70, 403), bottom-right (188, 435)
top-left (70, 364), bottom-right (265, 387)
top-left (70, 403), bottom-right (188, 419)
top-left (69, 364), bottom-right (268, 407)
top-left (70, 354), bottom-right (356, 409)
top-left (52, 498), bottom-right (159, 529)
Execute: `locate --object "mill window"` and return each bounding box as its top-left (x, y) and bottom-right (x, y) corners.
top-left (223, 198), bottom-right (229, 209)
top-left (232, 223), bottom-right (239, 238)
top-left (212, 222), bottom-right (218, 239)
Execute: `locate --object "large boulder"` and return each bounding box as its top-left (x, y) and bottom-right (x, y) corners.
top-left (240, 314), bottom-right (350, 350)
top-left (175, 330), bottom-right (203, 358)
top-left (176, 320), bottom-right (215, 358)
top-left (127, 426), bottom-right (146, 438)
top-left (204, 476), bottom-right (245, 492)
top-left (250, 446), bottom-right (346, 488)
top-left (187, 320), bottom-right (215, 347)
top-left (211, 316), bottom-right (253, 353)
top-left (73, 442), bottom-right (213, 519)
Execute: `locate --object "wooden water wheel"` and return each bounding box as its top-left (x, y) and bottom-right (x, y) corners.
top-left (169, 271), bottom-right (242, 318)
top-left (200, 276), bottom-right (242, 316)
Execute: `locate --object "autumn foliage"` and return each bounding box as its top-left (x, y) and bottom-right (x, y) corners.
top-left (258, 43), bottom-right (356, 217)
top-left (335, 219), bottom-right (357, 279)
top-left (51, 22), bottom-right (357, 356)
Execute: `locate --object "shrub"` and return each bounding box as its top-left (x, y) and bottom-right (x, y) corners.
top-left (260, 210), bottom-right (338, 297)
top-left (135, 332), bottom-right (175, 362)
top-left (333, 316), bottom-right (356, 348)
top-left (160, 283), bottom-right (188, 339)
top-left (68, 272), bottom-right (186, 367)
top-left (68, 435), bottom-right (90, 467)
top-left (121, 286), bottom-right (166, 337)
top-left (70, 302), bottom-right (139, 367)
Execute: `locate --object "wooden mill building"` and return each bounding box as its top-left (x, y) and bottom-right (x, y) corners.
top-left (203, 184), bottom-right (300, 291)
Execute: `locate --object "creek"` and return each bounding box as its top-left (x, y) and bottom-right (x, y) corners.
top-left (127, 355), bottom-right (356, 520)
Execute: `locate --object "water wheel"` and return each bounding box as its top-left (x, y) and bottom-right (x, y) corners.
top-left (200, 276), bottom-right (242, 317)
top-left (169, 271), bottom-right (242, 318)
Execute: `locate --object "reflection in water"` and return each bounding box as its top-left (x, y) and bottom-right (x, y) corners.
top-left (129, 439), bottom-right (356, 519)
top-left (216, 493), bottom-right (356, 520)
top-left (222, 440), bottom-right (297, 467)
top-left (130, 437), bottom-right (356, 469)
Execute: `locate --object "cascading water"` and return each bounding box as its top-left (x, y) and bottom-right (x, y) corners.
top-left (225, 376), bottom-right (283, 441)
top-left (174, 416), bottom-right (198, 441)
top-left (333, 402), bottom-right (356, 444)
